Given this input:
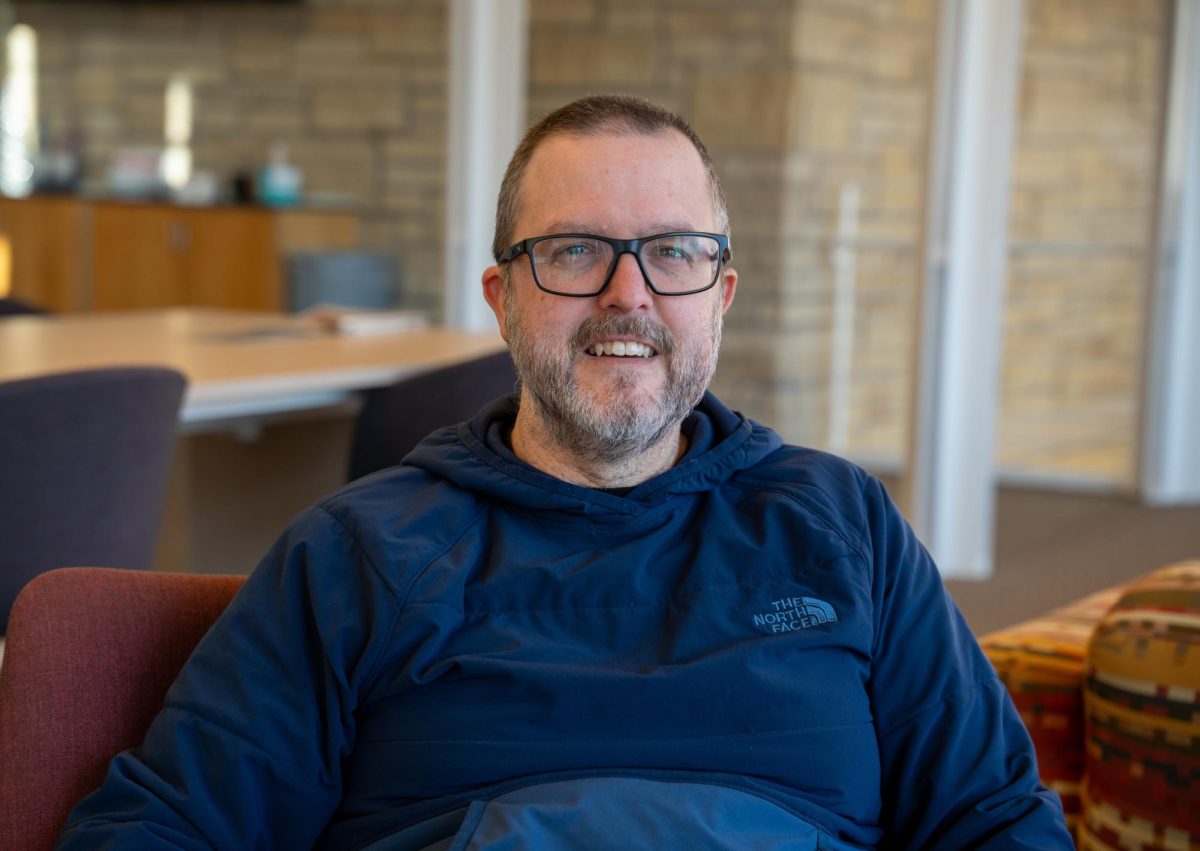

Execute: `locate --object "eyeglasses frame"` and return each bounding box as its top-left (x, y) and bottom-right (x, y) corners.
top-left (495, 231), bottom-right (732, 298)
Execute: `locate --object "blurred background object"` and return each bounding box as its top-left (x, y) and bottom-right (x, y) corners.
top-left (258, 140), bottom-right (302, 207)
top-left (0, 294), bottom-right (44, 316)
top-left (159, 74), bottom-right (193, 198)
top-left (286, 250), bottom-right (399, 313)
top-left (348, 350), bottom-right (516, 482)
top-left (0, 22), bottom-right (35, 198)
top-left (106, 147), bottom-right (166, 200)
top-left (0, 366), bottom-right (185, 634)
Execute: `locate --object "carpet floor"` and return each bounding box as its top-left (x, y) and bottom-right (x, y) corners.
top-left (941, 486), bottom-right (1200, 635)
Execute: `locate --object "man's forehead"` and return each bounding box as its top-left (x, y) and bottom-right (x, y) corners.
top-left (515, 129), bottom-right (714, 232)
top-left (538, 218), bottom-right (700, 236)
top-left (524, 127), bottom-right (701, 172)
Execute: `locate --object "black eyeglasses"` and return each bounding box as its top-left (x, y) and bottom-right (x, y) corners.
top-left (496, 231), bottom-right (732, 297)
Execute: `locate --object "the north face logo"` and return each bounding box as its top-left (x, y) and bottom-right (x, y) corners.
top-left (752, 596), bottom-right (838, 633)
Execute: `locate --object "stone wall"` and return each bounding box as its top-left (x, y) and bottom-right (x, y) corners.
top-left (5, 0), bottom-right (1171, 484)
top-left (9, 0), bottom-right (940, 450)
top-left (527, 0), bottom-right (937, 452)
top-left (526, 0), bottom-right (1168, 482)
top-left (11, 0), bottom-right (449, 313)
top-left (1000, 0), bottom-right (1168, 482)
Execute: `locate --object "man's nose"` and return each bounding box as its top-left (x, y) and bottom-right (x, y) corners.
top-left (597, 252), bottom-right (652, 311)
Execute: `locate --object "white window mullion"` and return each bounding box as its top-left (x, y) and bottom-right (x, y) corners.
top-left (903, 0), bottom-right (1024, 579)
top-left (444, 0), bottom-right (527, 331)
top-left (1139, 0), bottom-right (1200, 505)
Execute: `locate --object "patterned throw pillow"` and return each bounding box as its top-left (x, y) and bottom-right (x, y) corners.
top-left (1082, 561), bottom-right (1200, 851)
top-left (981, 586), bottom-right (1126, 841)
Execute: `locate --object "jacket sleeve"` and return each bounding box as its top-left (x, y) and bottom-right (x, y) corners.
top-left (56, 506), bottom-right (399, 850)
top-left (859, 475), bottom-right (1074, 850)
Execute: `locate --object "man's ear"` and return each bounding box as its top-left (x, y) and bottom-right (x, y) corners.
top-left (482, 265), bottom-right (510, 342)
top-left (720, 265), bottom-right (738, 314)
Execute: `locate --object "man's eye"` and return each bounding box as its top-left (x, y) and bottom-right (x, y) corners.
top-left (548, 242), bottom-right (600, 264)
top-left (651, 244), bottom-right (691, 262)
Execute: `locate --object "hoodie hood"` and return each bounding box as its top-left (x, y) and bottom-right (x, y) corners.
top-left (404, 391), bottom-right (783, 521)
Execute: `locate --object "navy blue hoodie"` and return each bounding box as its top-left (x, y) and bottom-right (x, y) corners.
top-left (59, 393), bottom-right (1072, 850)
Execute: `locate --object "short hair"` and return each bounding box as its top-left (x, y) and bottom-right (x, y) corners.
top-left (492, 94), bottom-right (729, 261)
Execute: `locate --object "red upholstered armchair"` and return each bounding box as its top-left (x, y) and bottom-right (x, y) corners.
top-left (0, 567), bottom-right (246, 851)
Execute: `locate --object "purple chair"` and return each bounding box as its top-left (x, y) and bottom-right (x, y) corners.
top-left (0, 297), bottom-right (47, 317)
top-left (0, 367), bottom-right (186, 633)
top-left (348, 351), bottom-right (516, 481)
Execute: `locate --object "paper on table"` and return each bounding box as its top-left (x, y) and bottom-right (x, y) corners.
top-left (300, 305), bottom-right (430, 337)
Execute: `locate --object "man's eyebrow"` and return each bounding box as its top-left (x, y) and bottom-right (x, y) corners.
top-left (539, 221), bottom-right (704, 236)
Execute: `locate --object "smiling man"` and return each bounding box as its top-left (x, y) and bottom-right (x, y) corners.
top-left (485, 124), bottom-right (735, 487)
top-left (60, 96), bottom-right (1073, 850)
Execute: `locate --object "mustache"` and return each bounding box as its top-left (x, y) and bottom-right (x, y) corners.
top-left (571, 314), bottom-right (675, 355)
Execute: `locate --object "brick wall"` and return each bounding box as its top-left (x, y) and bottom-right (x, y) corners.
top-left (11, 0), bottom-right (449, 314)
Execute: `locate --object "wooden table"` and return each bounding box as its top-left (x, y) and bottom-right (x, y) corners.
top-left (0, 308), bottom-right (506, 427)
top-left (0, 308), bottom-right (508, 572)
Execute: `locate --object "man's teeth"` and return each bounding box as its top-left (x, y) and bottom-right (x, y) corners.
top-left (587, 341), bottom-right (653, 357)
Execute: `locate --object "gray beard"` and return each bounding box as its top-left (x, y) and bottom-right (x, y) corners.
top-left (504, 290), bottom-right (721, 465)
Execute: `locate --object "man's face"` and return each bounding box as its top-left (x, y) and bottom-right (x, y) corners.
top-left (483, 130), bottom-right (737, 462)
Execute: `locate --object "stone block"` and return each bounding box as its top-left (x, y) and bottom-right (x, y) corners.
top-left (388, 212), bottom-right (443, 243)
top-left (790, 5), bottom-right (867, 68)
top-left (1063, 361), bottom-right (1135, 404)
top-left (853, 209), bottom-right (915, 244)
top-left (199, 5), bottom-right (305, 33)
top-left (232, 33), bottom-right (293, 76)
top-left (664, 7), bottom-right (768, 36)
top-left (866, 32), bottom-right (930, 84)
top-left (367, 11), bottom-right (445, 59)
top-left (76, 107), bottom-right (122, 138)
top-left (238, 98), bottom-right (306, 136)
top-left (29, 28), bottom-right (71, 68)
top-left (668, 31), bottom-right (775, 63)
top-left (598, 0), bottom-right (657, 32)
top-left (1021, 43), bottom-right (1097, 82)
top-left (16, 1), bottom-right (121, 31)
top-left (189, 100), bottom-right (241, 140)
top-left (898, 0), bottom-right (938, 25)
top-left (292, 32), bottom-right (367, 73)
top-left (530, 0), bottom-right (599, 27)
top-left (119, 87), bottom-right (169, 131)
top-left (384, 155), bottom-right (445, 189)
top-left (306, 8), bottom-right (371, 32)
top-left (312, 86), bottom-right (408, 132)
top-left (1028, 0), bottom-right (1096, 48)
top-left (383, 136), bottom-right (445, 160)
top-left (382, 182), bottom-right (439, 214)
top-left (412, 91), bottom-right (448, 120)
top-left (75, 31), bottom-right (124, 64)
top-left (793, 71), bottom-right (859, 153)
top-left (690, 70), bottom-right (792, 150)
top-left (1131, 32), bottom-right (1166, 97)
top-left (530, 32), bottom-right (658, 85)
top-left (129, 5), bottom-right (200, 34)
top-left (287, 138), bottom-right (377, 203)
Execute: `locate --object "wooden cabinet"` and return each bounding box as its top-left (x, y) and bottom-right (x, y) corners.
top-left (185, 209), bottom-right (281, 311)
top-left (0, 196), bottom-right (89, 311)
top-left (92, 204), bottom-right (190, 309)
top-left (0, 197), bottom-right (359, 312)
top-left (92, 204), bottom-right (281, 310)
